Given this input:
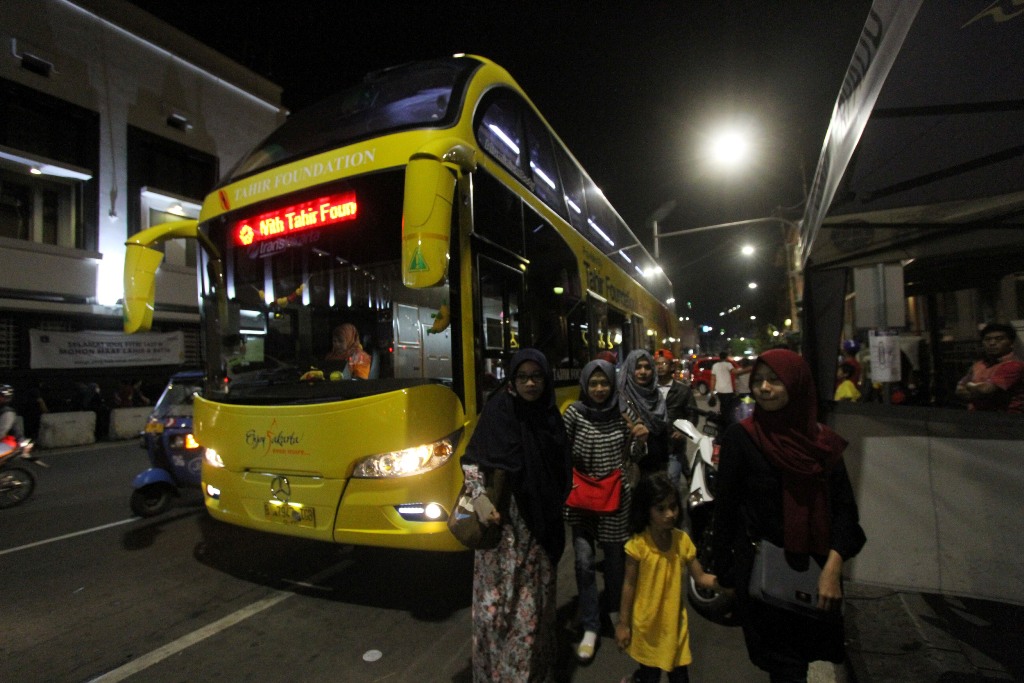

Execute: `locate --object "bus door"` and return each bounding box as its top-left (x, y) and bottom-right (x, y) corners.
top-left (392, 301), bottom-right (453, 382)
top-left (631, 314), bottom-right (649, 353)
top-left (475, 253), bottom-right (524, 405)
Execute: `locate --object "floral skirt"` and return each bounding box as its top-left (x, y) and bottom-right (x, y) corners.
top-left (471, 494), bottom-right (557, 682)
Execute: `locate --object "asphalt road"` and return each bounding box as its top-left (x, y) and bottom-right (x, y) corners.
top-left (0, 438), bottom-right (771, 683)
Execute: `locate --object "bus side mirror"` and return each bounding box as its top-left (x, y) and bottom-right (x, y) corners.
top-left (123, 243), bottom-right (164, 333)
top-left (123, 219), bottom-right (203, 334)
top-left (402, 157), bottom-right (455, 288)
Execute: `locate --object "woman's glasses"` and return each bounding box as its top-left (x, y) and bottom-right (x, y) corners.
top-left (514, 372), bottom-right (545, 384)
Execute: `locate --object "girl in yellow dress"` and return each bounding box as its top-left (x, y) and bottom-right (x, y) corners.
top-left (616, 473), bottom-right (717, 682)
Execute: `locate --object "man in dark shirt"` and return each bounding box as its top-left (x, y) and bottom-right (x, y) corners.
top-left (653, 349), bottom-right (699, 489)
top-left (955, 323), bottom-right (1024, 413)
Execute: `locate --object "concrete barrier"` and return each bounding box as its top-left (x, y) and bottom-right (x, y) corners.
top-left (38, 411), bottom-right (96, 449)
top-left (834, 402), bottom-right (1024, 606)
top-left (109, 407), bottom-right (151, 440)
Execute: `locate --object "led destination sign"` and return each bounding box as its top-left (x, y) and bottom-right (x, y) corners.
top-left (234, 191), bottom-right (357, 246)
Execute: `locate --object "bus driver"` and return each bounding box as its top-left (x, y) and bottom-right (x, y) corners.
top-left (325, 323), bottom-right (372, 379)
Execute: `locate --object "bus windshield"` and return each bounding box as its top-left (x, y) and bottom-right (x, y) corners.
top-left (226, 56), bottom-right (481, 181)
top-left (203, 169), bottom-right (454, 403)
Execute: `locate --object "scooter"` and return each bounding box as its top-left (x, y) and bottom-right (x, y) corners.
top-left (130, 371), bottom-right (204, 517)
top-left (674, 407), bottom-right (736, 624)
top-left (0, 437), bottom-right (49, 509)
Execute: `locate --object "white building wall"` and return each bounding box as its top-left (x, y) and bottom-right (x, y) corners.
top-left (0, 0), bottom-right (286, 315)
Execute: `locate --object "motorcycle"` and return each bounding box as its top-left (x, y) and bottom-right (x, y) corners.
top-left (0, 437), bottom-right (49, 509)
top-left (674, 407), bottom-right (736, 624)
top-left (130, 371), bottom-right (204, 517)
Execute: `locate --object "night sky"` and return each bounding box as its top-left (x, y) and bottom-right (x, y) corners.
top-left (129, 0), bottom-right (873, 340)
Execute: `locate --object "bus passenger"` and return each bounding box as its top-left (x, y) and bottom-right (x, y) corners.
top-left (325, 323), bottom-right (372, 379)
top-left (460, 348), bottom-right (571, 681)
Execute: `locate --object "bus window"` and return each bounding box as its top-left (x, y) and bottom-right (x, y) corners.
top-left (204, 169), bottom-right (455, 398)
top-left (476, 91), bottom-right (524, 182)
top-left (523, 106), bottom-right (567, 221)
top-left (553, 143), bottom-right (589, 235)
top-left (523, 205), bottom-right (581, 375)
top-left (228, 57), bottom-right (479, 181)
top-left (472, 171), bottom-right (524, 255)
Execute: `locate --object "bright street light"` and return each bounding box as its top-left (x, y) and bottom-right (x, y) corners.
top-left (741, 244), bottom-right (755, 256)
top-left (708, 128), bottom-right (751, 170)
top-left (748, 282), bottom-right (758, 289)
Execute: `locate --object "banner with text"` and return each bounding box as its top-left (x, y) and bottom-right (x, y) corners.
top-left (29, 329), bottom-right (185, 369)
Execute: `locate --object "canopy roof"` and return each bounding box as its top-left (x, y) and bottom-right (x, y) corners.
top-left (801, 0), bottom-right (1024, 290)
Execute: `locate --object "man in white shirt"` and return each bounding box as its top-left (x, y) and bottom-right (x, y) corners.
top-left (709, 351), bottom-right (737, 424)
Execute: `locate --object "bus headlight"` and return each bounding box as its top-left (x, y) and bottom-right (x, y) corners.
top-left (205, 447), bottom-right (225, 468)
top-left (352, 430), bottom-right (461, 478)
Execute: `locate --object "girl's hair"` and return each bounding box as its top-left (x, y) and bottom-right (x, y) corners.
top-left (628, 472), bottom-right (679, 535)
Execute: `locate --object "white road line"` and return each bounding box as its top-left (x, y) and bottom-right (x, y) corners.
top-left (87, 559), bottom-right (353, 682)
top-left (0, 518), bottom-right (137, 557)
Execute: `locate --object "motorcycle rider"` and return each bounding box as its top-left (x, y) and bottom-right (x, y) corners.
top-left (0, 384), bottom-right (26, 454)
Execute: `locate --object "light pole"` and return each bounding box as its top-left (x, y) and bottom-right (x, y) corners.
top-left (648, 200), bottom-right (678, 261)
top-left (654, 216), bottom-right (802, 334)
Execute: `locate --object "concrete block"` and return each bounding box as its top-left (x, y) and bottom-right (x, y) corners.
top-left (109, 407), bottom-right (151, 440)
top-left (38, 411), bottom-right (96, 449)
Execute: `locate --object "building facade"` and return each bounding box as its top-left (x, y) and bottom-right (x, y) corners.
top-left (0, 0), bottom-right (286, 411)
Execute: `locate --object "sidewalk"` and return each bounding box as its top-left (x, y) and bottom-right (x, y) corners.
top-left (842, 582), bottom-right (1022, 682)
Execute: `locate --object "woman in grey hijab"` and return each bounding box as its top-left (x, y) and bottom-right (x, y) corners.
top-left (617, 349), bottom-right (669, 474)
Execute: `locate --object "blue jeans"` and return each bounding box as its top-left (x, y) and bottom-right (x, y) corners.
top-left (572, 528), bottom-right (625, 632)
top-left (667, 452), bottom-right (683, 493)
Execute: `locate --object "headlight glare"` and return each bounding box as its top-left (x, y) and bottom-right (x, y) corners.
top-left (204, 447), bottom-right (224, 468)
top-left (352, 430), bottom-right (460, 478)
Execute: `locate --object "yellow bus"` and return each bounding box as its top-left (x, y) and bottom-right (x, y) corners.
top-left (123, 55), bottom-right (678, 551)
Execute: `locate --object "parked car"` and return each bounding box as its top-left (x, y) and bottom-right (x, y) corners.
top-left (689, 356), bottom-right (739, 396)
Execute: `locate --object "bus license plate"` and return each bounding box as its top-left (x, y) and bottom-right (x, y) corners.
top-left (263, 502), bottom-right (315, 528)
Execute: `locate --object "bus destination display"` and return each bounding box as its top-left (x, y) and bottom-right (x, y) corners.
top-left (234, 191), bottom-right (358, 246)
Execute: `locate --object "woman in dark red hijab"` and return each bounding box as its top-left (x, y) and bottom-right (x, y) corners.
top-left (711, 349), bottom-right (866, 682)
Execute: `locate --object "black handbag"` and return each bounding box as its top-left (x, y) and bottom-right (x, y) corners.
top-left (447, 468), bottom-right (507, 550)
top-left (748, 539), bottom-right (839, 621)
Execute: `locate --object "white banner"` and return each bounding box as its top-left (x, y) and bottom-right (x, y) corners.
top-left (29, 329), bottom-right (185, 369)
top-left (799, 0), bottom-right (923, 265)
top-left (868, 328), bottom-right (901, 383)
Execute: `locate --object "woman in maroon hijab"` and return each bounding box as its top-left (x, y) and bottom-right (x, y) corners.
top-left (711, 349), bottom-right (866, 683)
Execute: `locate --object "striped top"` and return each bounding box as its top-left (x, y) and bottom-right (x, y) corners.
top-left (562, 404), bottom-right (638, 542)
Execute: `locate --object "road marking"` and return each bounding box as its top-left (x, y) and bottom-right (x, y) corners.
top-left (87, 559), bottom-right (353, 682)
top-left (0, 518), bottom-right (136, 557)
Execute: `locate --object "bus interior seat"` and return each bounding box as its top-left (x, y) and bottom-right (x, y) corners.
top-left (368, 349), bottom-right (380, 379)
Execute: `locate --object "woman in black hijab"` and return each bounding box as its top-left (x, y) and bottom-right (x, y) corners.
top-left (461, 348), bottom-right (571, 681)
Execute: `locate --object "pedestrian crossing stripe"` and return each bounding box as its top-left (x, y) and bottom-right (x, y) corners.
top-left (408, 245), bottom-right (429, 272)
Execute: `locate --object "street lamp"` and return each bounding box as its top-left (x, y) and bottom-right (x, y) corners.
top-left (648, 200), bottom-right (677, 261)
top-left (654, 216), bottom-right (801, 334)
